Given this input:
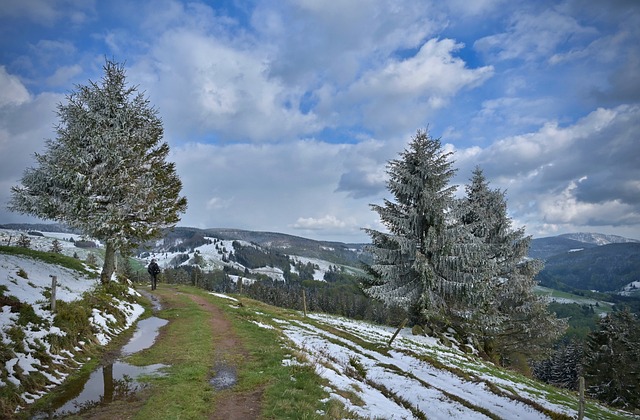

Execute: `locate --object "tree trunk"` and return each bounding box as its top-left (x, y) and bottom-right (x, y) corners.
top-left (101, 241), bottom-right (116, 284)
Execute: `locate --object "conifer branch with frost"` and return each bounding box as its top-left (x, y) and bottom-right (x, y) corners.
top-left (9, 59), bottom-right (187, 283)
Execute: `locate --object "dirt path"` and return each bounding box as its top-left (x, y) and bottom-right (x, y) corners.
top-left (188, 294), bottom-right (263, 420)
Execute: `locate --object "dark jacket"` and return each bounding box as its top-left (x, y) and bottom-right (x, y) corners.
top-left (148, 261), bottom-right (161, 276)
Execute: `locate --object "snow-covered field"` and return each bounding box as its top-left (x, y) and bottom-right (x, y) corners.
top-left (139, 235), bottom-right (350, 284)
top-left (233, 300), bottom-right (630, 420)
top-left (0, 242), bottom-right (144, 409)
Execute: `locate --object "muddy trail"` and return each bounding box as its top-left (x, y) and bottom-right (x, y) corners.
top-left (29, 286), bottom-right (263, 419)
top-left (189, 294), bottom-right (263, 420)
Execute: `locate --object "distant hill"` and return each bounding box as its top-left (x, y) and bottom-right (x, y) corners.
top-left (536, 242), bottom-right (640, 293)
top-left (133, 226), bottom-right (371, 280)
top-left (528, 237), bottom-right (598, 260)
top-left (0, 222), bottom-right (79, 234)
top-left (529, 232), bottom-right (638, 260)
top-left (202, 228), bottom-right (369, 266)
top-left (557, 232), bottom-right (639, 246)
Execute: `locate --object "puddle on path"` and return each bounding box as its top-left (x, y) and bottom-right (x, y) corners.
top-left (210, 363), bottom-right (238, 390)
top-left (121, 317), bottom-right (168, 355)
top-left (32, 316), bottom-right (168, 418)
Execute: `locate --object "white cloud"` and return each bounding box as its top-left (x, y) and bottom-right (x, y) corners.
top-left (0, 0), bottom-right (94, 25)
top-left (291, 214), bottom-right (348, 230)
top-left (454, 104), bottom-right (640, 238)
top-left (537, 178), bottom-right (639, 225)
top-left (338, 38), bottom-right (493, 136)
top-left (168, 137), bottom-right (396, 242)
top-left (131, 29), bottom-right (319, 143)
top-left (0, 67), bottom-right (30, 107)
top-left (45, 64), bottom-right (82, 86)
top-left (474, 8), bottom-right (596, 62)
top-left (206, 196), bottom-right (233, 210)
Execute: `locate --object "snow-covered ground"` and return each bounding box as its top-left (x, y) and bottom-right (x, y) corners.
top-left (0, 229), bottom-right (102, 264)
top-left (0, 245), bottom-right (144, 410)
top-left (230, 299), bottom-right (629, 420)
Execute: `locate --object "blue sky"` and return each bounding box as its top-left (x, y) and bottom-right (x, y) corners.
top-left (1, 0), bottom-right (639, 243)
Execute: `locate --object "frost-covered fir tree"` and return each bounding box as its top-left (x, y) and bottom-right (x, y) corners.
top-left (9, 60), bottom-right (187, 284)
top-left (457, 167), bottom-right (565, 360)
top-left (362, 130), bottom-right (481, 324)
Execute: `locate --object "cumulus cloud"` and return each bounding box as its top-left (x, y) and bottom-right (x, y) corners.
top-left (0, 67), bottom-right (30, 107)
top-left (131, 29), bottom-right (320, 143)
top-left (454, 104), bottom-right (640, 237)
top-left (45, 64), bottom-right (83, 86)
top-left (169, 139), bottom-right (386, 241)
top-left (337, 38), bottom-right (493, 136)
top-left (538, 178), bottom-right (639, 226)
top-left (0, 71), bottom-right (63, 224)
top-left (1, 0), bottom-right (639, 242)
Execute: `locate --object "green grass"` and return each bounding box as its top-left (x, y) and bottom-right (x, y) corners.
top-left (0, 245), bottom-right (96, 277)
top-left (535, 286), bottom-right (614, 313)
top-left (121, 286), bottom-right (353, 419)
top-left (207, 290), bottom-right (352, 419)
top-left (124, 289), bottom-right (215, 419)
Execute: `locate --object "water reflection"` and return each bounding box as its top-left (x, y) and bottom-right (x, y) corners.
top-left (53, 362), bottom-right (166, 416)
top-left (121, 317), bottom-right (168, 355)
top-left (33, 316), bottom-right (168, 418)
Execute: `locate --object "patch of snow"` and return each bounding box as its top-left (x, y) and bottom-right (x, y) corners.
top-left (0, 247), bottom-right (144, 409)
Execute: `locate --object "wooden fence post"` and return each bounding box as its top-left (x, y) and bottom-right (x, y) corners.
top-left (578, 376), bottom-right (585, 420)
top-left (50, 275), bottom-right (57, 313)
top-left (388, 318), bottom-right (408, 347)
top-left (302, 290), bottom-right (307, 317)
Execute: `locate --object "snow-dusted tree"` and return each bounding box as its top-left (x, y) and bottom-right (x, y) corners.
top-left (457, 167), bottom-right (565, 359)
top-left (16, 233), bottom-right (31, 249)
top-left (362, 130), bottom-right (482, 324)
top-left (49, 239), bottom-right (63, 254)
top-left (583, 308), bottom-right (640, 410)
top-left (9, 60), bottom-right (187, 284)
top-left (532, 339), bottom-right (583, 389)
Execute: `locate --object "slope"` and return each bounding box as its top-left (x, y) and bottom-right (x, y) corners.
top-left (1, 249), bottom-right (636, 418)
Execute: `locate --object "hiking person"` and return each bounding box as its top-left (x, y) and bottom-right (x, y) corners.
top-left (148, 259), bottom-right (161, 290)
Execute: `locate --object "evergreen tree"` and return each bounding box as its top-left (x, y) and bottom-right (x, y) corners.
top-left (363, 129), bottom-right (475, 324)
top-left (16, 234), bottom-right (31, 249)
top-left (583, 308), bottom-right (640, 409)
top-left (9, 60), bottom-right (187, 284)
top-left (458, 167), bottom-right (565, 359)
top-left (49, 239), bottom-right (63, 254)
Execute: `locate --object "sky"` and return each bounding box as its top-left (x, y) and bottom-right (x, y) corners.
top-left (0, 0), bottom-right (639, 243)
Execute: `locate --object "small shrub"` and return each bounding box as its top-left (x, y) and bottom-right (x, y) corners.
top-left (16, 234), bottom-right (31, 248)
top-left (0, 294), bottom-right (21, 313)
top-left (17, 303), bottom-right (44, 327)
top-left (16, 268), bottom-right (28, 279)
top-left (347, 355), bottom-right (367, 379)
top-left (5, 326), bottom-right (26, 353)
top-left (52, 300), bottom-right (93, 348)
top-left (85, 252), bottom-right (97, 265)
top-left (50, 239), bottom-right (63, 254)
top-left (0, 339), bottom-right (15, 365)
